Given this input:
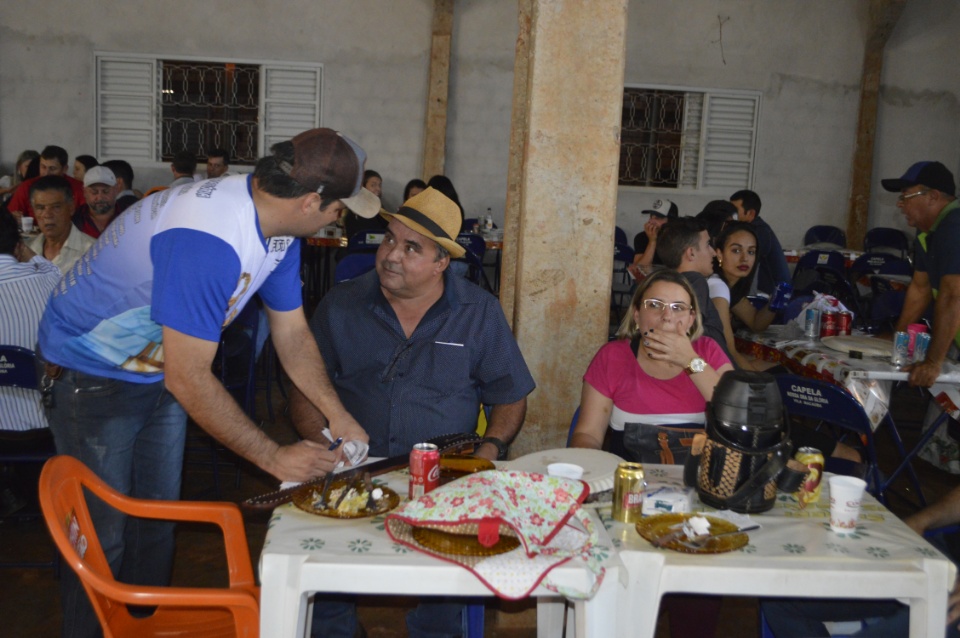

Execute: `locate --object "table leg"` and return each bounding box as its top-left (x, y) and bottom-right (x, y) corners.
top-left (260, 553), bottom-right (311, 638)
top-left (909, 557), bottom-right (951, 638)
top-left (536, 597), bottom-right (566, 638)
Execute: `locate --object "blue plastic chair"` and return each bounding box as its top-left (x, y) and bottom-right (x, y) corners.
top-left (775, 375), bottom-right (925, 505)
top-left (0, 345), bottom-right (59, 571)
top-left (615, 226), bottom-right (628, 245)
top-left (334, 253), bottom-right (377, 284)
top-left (453, 234), bottom-right (494, 292)
top-left (566, 407), bottom-right (581, 446)
top-left (612, 243), bottom-right (636, 316)
top-left (847, 253), bottom-right (909, 286)
top-left (864, 227), bottom-right (910, 260)
top-left (803, 225), bottom-right (847, 248)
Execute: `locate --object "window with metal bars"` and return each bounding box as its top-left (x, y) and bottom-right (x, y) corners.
top-left (160, 61), bottom-right (260, 164)
top-left (618, 85), bottom-right (760, 191)
top-left (95, 54), bottom-right (322, 167)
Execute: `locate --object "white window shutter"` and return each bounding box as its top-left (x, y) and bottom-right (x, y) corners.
top-left (678, 92), bottom-right (704, 189)
top-left (260, 65), bottom-right (322, 152)
top-left (96, 56), bottom-right (158, 161)
top-left (700, 93), bottom-right (760, 189)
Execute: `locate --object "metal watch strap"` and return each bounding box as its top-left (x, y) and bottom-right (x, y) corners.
top-left (480, 436), bottom-right (509, 460)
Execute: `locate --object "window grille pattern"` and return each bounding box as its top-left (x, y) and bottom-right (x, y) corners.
top-left (618, 85), bottom-right (759, 190)
top-left (160, 61), bottom-right (260, 164)
top-left (96, 54), bottom-right (321, 166)
top-left (619, 88), bottom-right (686, 188)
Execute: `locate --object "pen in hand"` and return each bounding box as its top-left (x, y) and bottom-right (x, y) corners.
top-left (327, 437), bottom-right (344, 451)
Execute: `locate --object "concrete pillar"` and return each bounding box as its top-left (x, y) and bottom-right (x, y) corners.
top-left (421, 0), bottom-right (454, 180)
top-left (506, 0), bottom-right (628, 457)
top-left (847, 0), bottom-right (906, 248)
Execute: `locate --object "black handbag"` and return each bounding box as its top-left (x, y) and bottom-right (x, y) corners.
top-left (684, 370), bottom-right (808, 513)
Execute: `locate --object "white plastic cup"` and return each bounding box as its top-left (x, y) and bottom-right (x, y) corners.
top-left (21, 217), bottom-right (33, 233)
top-left (829, 476), bottom-right (867, 533)
top-left (547, 463), bottom-right (584, 481)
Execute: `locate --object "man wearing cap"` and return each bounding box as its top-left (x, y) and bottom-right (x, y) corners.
top-left (729, 189), bottom-right (790, 295)
top-left (291, 187), bottom-right (535, 637)
top-left (883, 161), bottom-right (960, 388)
top-left (72, 165), bottom-right (121, 238)
top-left (632, 198), bottom-right (678, 268)
top-left (37, 128), bottom-right (381, 638)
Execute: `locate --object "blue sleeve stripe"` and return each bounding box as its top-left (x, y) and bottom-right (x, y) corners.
top-left (150, 228), bottom-right (240, 342)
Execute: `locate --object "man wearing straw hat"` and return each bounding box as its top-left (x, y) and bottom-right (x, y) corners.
top-left (291, 186), bottom-right (535, 637)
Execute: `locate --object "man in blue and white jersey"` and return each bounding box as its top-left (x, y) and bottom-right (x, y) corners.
top-left (38, 128), bottom-right (380, 638)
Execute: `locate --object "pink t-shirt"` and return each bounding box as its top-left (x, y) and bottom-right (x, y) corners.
top-left (583, 337), bottom-right (730, 430)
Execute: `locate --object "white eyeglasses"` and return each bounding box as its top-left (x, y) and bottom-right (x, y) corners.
top-left (898, 190), bottom-right (929, 203)
top-left (642, 299), bottom-right (692, 314)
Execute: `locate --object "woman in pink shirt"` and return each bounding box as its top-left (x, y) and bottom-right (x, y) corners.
top-left (571, 269), bottom-right (733, 465)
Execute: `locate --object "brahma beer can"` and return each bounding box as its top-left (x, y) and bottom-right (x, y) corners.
top-left (409, 442), bottom-right (440, 499)
top-left (794, 447), bottom-right (824, 508)
top-left (612, 462), bottom-right (645, 523)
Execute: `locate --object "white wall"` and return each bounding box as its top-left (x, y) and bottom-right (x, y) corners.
top-left (0, 0), bottom-right (519, 216)
top-left (1, 0), bottom-right (957, 246)
top-left (617, 0), bottom-right (959, 249)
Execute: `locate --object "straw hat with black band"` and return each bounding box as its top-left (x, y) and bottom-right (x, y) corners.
top-left (380, 187), bottom-right (466, 258)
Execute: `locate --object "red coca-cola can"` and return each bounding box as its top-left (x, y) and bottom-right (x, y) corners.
top-left (838, 311), bottom-right (852, 336)
top-left (409, 442), bottom-right (440, 499)
top-left (820, 311), bottom-right (838, 337)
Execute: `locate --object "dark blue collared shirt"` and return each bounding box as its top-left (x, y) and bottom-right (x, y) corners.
top-left (311, 270), bottom-right (536, 457)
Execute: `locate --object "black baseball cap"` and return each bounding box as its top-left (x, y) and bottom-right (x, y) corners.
top-left (881, 161), bottom-right (956, 197)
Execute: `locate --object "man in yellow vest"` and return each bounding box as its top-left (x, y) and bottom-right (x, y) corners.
top-left (883, 161), bottom-right (958, 387)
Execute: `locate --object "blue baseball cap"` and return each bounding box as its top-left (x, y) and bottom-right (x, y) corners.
top-left (882, 161), bottom-right (955, 197)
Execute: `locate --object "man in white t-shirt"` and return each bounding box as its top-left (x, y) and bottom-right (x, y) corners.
top-left (38, 128), bottom-right (381, 638)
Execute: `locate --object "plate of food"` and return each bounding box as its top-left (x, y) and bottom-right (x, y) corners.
top-left (636, 512), bottom-right (750, 554)
top-left (292, 478), bottom-right (400, 519)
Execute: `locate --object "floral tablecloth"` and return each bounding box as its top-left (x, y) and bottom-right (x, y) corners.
top-left (259, 467), bottom-right (622, 638)
top-left (610, 464), bottom-right (955, 638)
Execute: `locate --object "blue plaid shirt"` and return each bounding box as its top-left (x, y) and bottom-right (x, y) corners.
top-left (311, 269), bottom-right (535, 457)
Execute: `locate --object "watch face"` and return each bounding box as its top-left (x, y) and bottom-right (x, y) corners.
top-left (689, 358), bottom-right (706, 373)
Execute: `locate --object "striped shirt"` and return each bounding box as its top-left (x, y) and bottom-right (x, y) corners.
top-left (0, 254), bottom-right (61, 430)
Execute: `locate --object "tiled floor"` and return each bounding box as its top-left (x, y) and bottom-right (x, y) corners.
top-left (1, 382), bottom-right (956, 637)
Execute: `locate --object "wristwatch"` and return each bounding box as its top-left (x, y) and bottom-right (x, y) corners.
top-left (685, 357), bottom-right (706, 375)
top-left (480, 436), bottom-right (509, 460)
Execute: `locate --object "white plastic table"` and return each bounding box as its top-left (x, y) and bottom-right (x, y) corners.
top-left (258, 468), bottom-right (623, 638)
top-left (611, 465), bottom-right (955, 638)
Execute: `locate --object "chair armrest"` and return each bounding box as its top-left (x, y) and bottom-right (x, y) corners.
top-left (89, 494), bottom-right (256, 588)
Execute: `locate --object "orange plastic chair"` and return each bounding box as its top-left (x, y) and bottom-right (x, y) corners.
top-left (39, 455), bottom-right (259, 637)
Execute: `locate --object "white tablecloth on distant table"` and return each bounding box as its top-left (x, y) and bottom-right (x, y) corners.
top-left (737, 325), bottom-right (960, 429)
top-left (737, 325), bottom-right (960, 473)
top-left (611, 465), bottom-right (955, 638)
top-left (259, 467), bottom-right (624, 638)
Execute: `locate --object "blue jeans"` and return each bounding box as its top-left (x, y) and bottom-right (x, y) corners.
top-left (46, 366), bottom-right (187, 638)
top-left (312, 598), bottom-right (464, 638)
